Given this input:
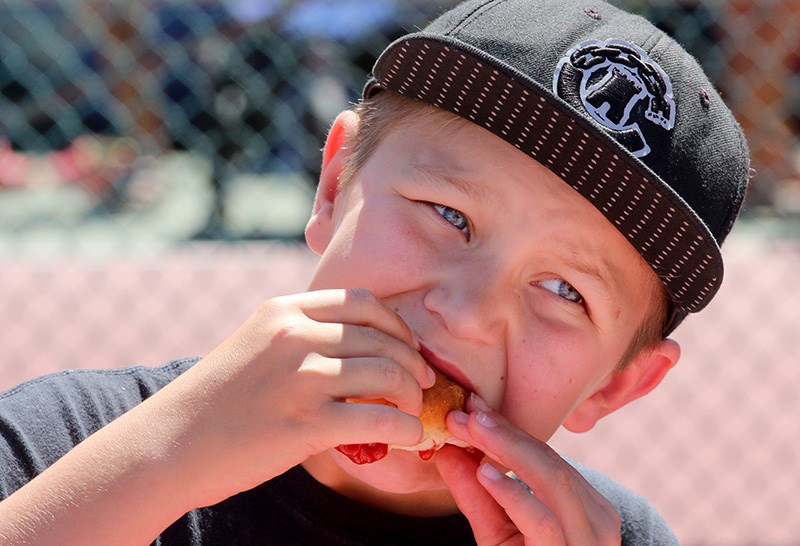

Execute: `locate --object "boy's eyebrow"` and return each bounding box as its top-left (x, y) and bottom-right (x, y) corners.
top-left (561, 250), bottom-right (623, 317)
top-left (417, 163), bottom-right (625, 317)
top-left (413, 165), bottom-right (494, 202)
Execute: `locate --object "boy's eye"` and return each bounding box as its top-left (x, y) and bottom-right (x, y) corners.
top-left (433, 203), bottom-right (470, 237)
top-left (536, 279), bottom-right (584, 304)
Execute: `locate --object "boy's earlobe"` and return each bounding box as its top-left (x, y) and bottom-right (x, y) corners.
top-left (562, 339), bottom-right (681, 433)
top-left (305, 110), bottom-right (359, 254)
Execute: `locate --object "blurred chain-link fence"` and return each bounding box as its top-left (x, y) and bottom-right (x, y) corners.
top-left (0, 1), bottom-right (798, 544)
top-left (0, 0), bottom-right (458, 240)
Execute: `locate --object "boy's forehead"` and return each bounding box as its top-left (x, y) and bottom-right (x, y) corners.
top-left (384, 102), bottom-right (635, 232)
top-left (381, 107), bottom-right (657, 294)
top-left (363, 0), bottom-right (751, 334)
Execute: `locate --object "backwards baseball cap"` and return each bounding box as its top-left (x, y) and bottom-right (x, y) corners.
top-left (363, 0), bottom-right (750, 334)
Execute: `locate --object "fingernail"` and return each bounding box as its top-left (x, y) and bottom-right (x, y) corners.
top-left (475, 411), bottom-right (497, 428)
top-left (470, 392), bottom-right (491, 412)
top-left (451, 410), bottom-right (468, 425)
top-left (426, 365), bottom-right (437, 385)
top-left (479, 462), bottom-right (503, 481)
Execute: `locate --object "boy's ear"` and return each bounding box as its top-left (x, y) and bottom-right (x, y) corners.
top-left (562, 338), bottom-right (681, 433)
top-left (305, 110), bottom-right (359, 255)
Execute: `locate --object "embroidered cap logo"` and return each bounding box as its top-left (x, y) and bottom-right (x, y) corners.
top-left (553, 39), bottom-right (675, 158)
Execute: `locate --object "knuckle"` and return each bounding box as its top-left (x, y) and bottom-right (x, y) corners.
top-left (359, 323), bottom-right (382, 345)
top-left (264, 311), bottom-right (311, 350)
top-left (368, 407), bottom-right (398, 434)
top-left (295, 402), bottom-right (329, 436)
top-left (533, 511), bottom-right (563, 542)
top-left (367, 407), bottom-right (419, 442)
top-left (345, 287), bottom-right (376, 306)
top-left (271, 317), bottom-right (307, 344)
top-left (244, 297), bottom-right (310, 350)
top-left (378, 360), bottom-right (406, 390)
top-left (253, 297), bottom-right (301, 333)
top-left (359, 325), bottom-right (395, 356)
top-left (256, 295), bottom-right (292, 319)
top-left (550, 465), bottom-right (578, 497)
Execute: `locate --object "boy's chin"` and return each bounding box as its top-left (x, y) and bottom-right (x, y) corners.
top-left (330, 447), bottom-right (449, 495)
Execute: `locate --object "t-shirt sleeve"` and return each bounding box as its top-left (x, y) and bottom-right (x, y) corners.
top-left (570, 460), bottom-right (680, 546)
top-left (0, 357), bottom-right (199, 500)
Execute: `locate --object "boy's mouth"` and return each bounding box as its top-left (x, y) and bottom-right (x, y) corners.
top-left (335, 357), bottom-right (472, 465)
top-left (417, 343), bottom-right (475, 393)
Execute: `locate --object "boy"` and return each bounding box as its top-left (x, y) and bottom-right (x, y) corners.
top-left (0, 0), bottom-right (749, 544)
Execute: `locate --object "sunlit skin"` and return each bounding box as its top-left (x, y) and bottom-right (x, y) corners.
top-left (0, 104), bottom-right (680, 545)
top-left (302, 106), bottom-right (679, 517)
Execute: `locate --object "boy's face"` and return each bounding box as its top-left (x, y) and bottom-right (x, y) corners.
top-left (304, 107), bottom-right (672, 497)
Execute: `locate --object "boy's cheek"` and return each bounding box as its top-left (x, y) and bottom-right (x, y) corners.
top-left (498, 384), bottom-right (577, 443)
top-left (314, 234), bottom-right (431, 293)
top-left (498, 334), bottom-right (614, 439)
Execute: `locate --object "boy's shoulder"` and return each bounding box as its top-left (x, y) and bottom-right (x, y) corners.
top-left (0, 358), bottom-right (199, 494)
top-left (569, 459), bottom-right (680, 545)
top-left (0, 357), bottom-right (198, 413)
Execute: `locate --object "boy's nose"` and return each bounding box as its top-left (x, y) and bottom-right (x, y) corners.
top-left (422, 272), bottom-right (505, 344)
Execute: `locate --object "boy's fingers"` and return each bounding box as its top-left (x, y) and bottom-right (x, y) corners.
top-left (298, 322), bottom-right (433, 391)
top-left (447, 407), bottom-right (621, 544)
top-left (476, 462), bottom-right (621, 545)
top-left (337, 324), bottom-right (433, 387)
top-left (435, 446), bottom-right (520, 545)
top-left (292, 288), bottom-right (419, 349)
top-left (321, 401), bottom-right (423, 448)
top-left (274, 289), bottom-right (434, 389)
top-left (475, 462), bottom-right (567, 544)
top-left (450, 403), bottom-right (578, 505)
top-left (315, 356), bottom-right (424, 415)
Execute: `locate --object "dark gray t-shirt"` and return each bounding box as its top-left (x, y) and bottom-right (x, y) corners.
top-left (0, 358), bottom-right (678, 545)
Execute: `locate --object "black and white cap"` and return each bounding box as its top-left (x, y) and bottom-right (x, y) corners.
top-left (364, 0), bottom-right (750, 334)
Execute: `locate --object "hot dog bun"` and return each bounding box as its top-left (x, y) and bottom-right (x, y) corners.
top-left (396, 367), bottom-right (470, 452)
top-left (337, 368), bottom-right (470, 464)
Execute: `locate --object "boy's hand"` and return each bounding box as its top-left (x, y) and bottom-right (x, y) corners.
top-left (436, 396), bottom-right (621, 545)
top-left (165, 288), bottom-right (433, 506)
top-left (0, 288), bottom-right (434, 545)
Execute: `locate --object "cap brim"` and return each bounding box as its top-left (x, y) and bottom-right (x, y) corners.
top-left (365, 34), bottom-right (723, 318)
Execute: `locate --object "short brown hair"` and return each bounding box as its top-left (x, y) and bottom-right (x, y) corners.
top-left (341, 91), bottom-right (668, 370)
top-left (616, 282), bottom-right (668, 370)
top-left (339, 92), bottom-right (444, 190)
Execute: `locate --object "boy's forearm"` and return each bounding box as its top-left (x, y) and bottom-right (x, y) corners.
top-left (0, 394), bottom-right (199, 545)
